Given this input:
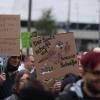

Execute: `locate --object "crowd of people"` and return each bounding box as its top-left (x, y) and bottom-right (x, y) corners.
top-left (0, 47), bottom-right (100, 100)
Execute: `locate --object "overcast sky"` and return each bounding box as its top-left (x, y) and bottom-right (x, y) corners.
top-left (0, 0), bottom-right (99, 23)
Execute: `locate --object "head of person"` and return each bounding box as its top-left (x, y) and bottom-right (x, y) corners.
top-left (24, 55), bottom-right (35, 71)
top-left (13, 70), bottom-right (31, 93)
top-left (6, 56), bottom-right (20, 72)
top-left (80, 51), bottom-right (100, 95)
top-left (77, 52), bottom-right (88, 76)
top-left (18, 84), bottom-right (54, 100)
top-left (13, 70), bottom-right (45, 93)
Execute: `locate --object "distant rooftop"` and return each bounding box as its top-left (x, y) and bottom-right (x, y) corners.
top-left (21, 20), bottom-right (99, 31)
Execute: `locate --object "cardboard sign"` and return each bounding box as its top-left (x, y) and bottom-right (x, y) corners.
top-left (31, 33), bottom-right (79, 80)
top-left (0, 15), bottom-right (20, 56)
top-left (0, 38), bottom-right (20, 56)
top-left (0, 15), bottom-right (20, 38)
top-left (21, 32), bottom-right (31, 48)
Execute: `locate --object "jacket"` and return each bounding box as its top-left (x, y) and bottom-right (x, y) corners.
top-left (4, 94), bottom-right (18, 100)
top-left (0, 71), bottom-right (17, 100)
top-left (0, 56), bottom-right (19, 100)
top-left (56, 80), bottom-right (84, 100)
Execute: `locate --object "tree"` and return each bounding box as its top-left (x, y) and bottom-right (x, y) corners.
top-left (33, 9), bottom-right (57, 35)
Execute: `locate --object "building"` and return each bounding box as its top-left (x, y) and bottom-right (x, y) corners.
top-left (0, 0), bottom-right (100, 52)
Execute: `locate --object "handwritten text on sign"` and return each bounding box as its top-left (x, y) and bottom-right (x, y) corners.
top-left (0, 15), bottom-right (20, 38)
top-left (31, 33), bottom-right (79, 80)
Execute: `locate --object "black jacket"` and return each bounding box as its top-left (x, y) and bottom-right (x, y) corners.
top-left (56, 80), bottom-right (84, 100)
top-left (0, 57), bottom-right (19, 100)
top-left (56, 79), bottom-right (100, 100)
top-left (0, 71), bottom-right (17, 100)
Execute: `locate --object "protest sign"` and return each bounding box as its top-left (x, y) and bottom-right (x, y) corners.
top-left (31, 33), bottom-right (79, 80)
top-left (0, 15), bottom-right (20, 56)
top-left (21, 32), bottom-right (31, 48)
top-left (0, 15), bottom-right (20, 38)
top-left (0, 38), bottom-right (20, 56)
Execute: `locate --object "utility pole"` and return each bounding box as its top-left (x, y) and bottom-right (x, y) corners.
top-left (66, 0), bottom-right (71, 32)
top-left (28, 0), bottom-right (32, 32)
top-left (98, 0), bottom-right (100, 46)
top-left (27, 0), bottom-right (32, 55)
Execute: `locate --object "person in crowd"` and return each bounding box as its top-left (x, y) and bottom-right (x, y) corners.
top-left (4, 69), bottom-right (51, 100)
top-left (16, 70), bottom-right (44, 92)
top-left (18, 82), bottom-right (54, 100)
top-left (56, 51), bottom-right (100, 100)
top-left (77, 52), bottom-right (88, 77)
top-left (4, 70), bottom-right (34, 100)
top-left (0, 72), bottom-right (6, 85)
top-left (51, 73), bottom-right (81, 98)
top-left (60, 73), bottom-right (81, 92)
top-left (0, 56), bottom-right (20, 100)
top-left (18, 55), bottom-right (37, 79)
top-left (18, 54), bottom-right (25, 72)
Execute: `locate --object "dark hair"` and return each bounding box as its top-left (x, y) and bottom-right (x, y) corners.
top-left (13, 70), bottom-right (45, 93)
top-left (80, 51), bottom-right (100, 71)
top-left (19, 54), bottom-right (25, 62)
top-left (13, 70), bottom-right (31, 93)
top-left (6, 56), bottom-right (20, 72)
top-left (10, 56), bottom-right (20, 59)
top-left (61, 73), bottom-right (80, 91)
top-left (18, 85), bottom-right (54, 100)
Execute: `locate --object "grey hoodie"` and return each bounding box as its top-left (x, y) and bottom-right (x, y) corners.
top-left (56, 79), bottom-right (84, 100)
top-left (70, 79), bottom-right (84, 98)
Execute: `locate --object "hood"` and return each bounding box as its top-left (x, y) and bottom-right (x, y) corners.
top-left (6, 56), bottom-right (20, 72)
top-left (70, 79), bottom-right (84, 98)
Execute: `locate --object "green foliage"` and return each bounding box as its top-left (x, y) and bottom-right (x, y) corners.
top-left (33, 9), bottom-right (57, 36)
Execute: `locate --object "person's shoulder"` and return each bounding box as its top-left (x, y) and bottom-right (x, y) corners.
top-left (4, 94), bottom-right (18, 100)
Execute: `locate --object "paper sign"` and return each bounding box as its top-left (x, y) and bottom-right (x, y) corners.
top-left (0, 15), bottom-right (20, 38)
top-left (0, 38), bottom-right (20, 56)
top-left (0, 15), bottom-right (20, 56)
top-left (31, 33), bottom-right (79, 80)
top-left (21, 32), bottom-right (31, 48)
